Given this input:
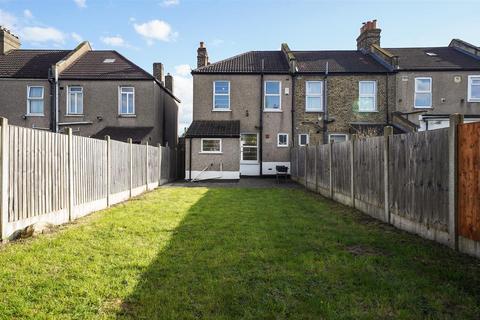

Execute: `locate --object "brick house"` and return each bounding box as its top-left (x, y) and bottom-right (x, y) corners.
top-left (0, 27), bottom-right (179, 146)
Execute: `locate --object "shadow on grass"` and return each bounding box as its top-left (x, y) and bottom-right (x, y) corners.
top-left (116, 188), bottom-right (480, 319)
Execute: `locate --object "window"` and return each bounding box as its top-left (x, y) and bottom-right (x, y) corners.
top-left (414, 77), bottom-right (432, 108)
top-left (119, 87), bottom-right (135, 115)
top-left (329, 134), bottom-right (348, 143)
top-left (264, 81), bottom-right (281, 110)
top-left (298, 134), bottom-right (309, 146)
top-left (468, 75), bottom-right (480, 102)
top-left (67, 86), bottom-right (83, 115)
top-left (201, 139), bottom-right (222, 153)
top-left (213, 81), bottom-right (230, 110)
top-left (27, 86), bottom-right (44, 115)
top-left (306, 81), bottom-right (323, 112)
top-left (241, 134), bottom-right (258, 162)
top-left (358, 81), bottom-right (377, 112)
top-left (277, 133), bottom-right (288, 147)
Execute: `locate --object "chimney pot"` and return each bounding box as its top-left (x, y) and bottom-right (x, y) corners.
top-left (356, 20), bottom-right (381, 51)
top-left (153, 62), bottom-right (164, 84)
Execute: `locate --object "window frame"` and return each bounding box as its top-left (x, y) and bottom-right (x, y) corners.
top-left (118, 86), bottom-right (135, 115)
top-left (26, 85), bottom-right (45, 116)
top-left (200, 138), bottom-right (222, 154)
top-left (414, 77), bottom-right (432, 109)
top-left (66, 85), bottom-right (84, 115)
top-left (328, 133), bottom-right (349, 143)
top-left (468, 75), bottom-right (480, 102)
top-left (305, 80), bottom-right (324, 112)
top-left (298, 134), bottom-right (309, 146)
top-left (212, 80), bottom-right (231, 111)
top-left (277, 133), bottom-right (289, 147)
top-left (240, 133), bottom-right (259, 163)
top-left (264, 80), bottom-right (282, 111)
top-left (358, 80), bottom-right (377, 112)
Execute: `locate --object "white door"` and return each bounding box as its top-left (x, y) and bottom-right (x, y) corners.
top-left (240, 133), bottom-right (260, 176)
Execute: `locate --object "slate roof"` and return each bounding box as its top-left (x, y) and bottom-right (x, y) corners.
top-left (60, 51), bottom-right (153, 80)
top-left (192, 51), bottom-right (290, 74)
top-left (0, 49), bottom-right (70, 78)
top-left (185, 120), bottom-right (240, 138)
top-left (385, 47), bottom-right (480, 71)
top-left (91, 126), bottom-right (153, 142)
top-left (294, 50), bottom-right (388, 73)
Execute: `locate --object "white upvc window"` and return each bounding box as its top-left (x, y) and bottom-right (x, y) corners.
top-left (67, 86), bottom-right (83, 115)
top-left (27, 86), bottom-right (44, 116)
top-left (277, 133), bottom-right (289, 147)
top-left (414, 77), bottom-right (432, 108)
top-left (358, 81), bottom-right (377, 112)
top-left (119, 86), bottom-right (135, 115)
top-left (468, 75), bottom-right (480, 102)
top-left (213, 81), bottom-right (230, 110)
top-left (306, 81), bottom-right (323, 112)
top-left (264, 81), bottom-right (281, 110)
top-left (298, 134), bottom-right (309, 146)
top-left (201, 138), bottom-right (222, 153)
top-left (329, 133), bottom-right (348, 143)
top-left (241, 133), bottom-right (258, 162)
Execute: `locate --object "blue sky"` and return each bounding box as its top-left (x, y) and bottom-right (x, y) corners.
top-left (1, 0), bottom-right (479, 132)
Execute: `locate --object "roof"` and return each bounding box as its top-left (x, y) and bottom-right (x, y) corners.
top-left (60, 51), bottom-right (153, 80)
top-left (0, 49), bottom-right (70, 78)
top-left (192, 51), bottom-right (290, 74)
top-left (91, 126), bottom-right (153, 142)
top-left (385, 47), bottom-right (480, 71)
top-left (185, 120), bottom-right (240, 138)
top-left (293, 50), bottom-right (388, 73)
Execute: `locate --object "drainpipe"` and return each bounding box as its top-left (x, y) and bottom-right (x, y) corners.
top-left (189, 137), bottom-right (192, 181)
top-left (323, 62), bottom-right (329, 144)
top-left (259, 59), bottom-right (264, 177)
top-left (291, 74), bottom-right (296, 147)
top-left (55, 67), bottom-right (59, 133)
top-left (48, 67), bottom-right (55, 132)
top-left (386, 73), bottom-right (390, 125)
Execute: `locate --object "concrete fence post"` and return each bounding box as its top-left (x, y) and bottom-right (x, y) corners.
top-left (350, 134), bottom-right (357, 208)
top-left (158, 144), bottom-right (162, 186)
top-left (329, 140), bottom-right (334, 199)
top-left (449, 113), bottom-right (463, 250)
top-left (105, 135), bottom-right (111, 207)
top-left (67, 128), bottom-right (74, 221)
top-left (304, 146), bottom-right (308, 188)
top-left (128, 138), bottom-right (133, 198)
top-left (0, 118), bottom-right (9, 241)
top-left (383, 126), bottom-right (393, 224)
top-left (145, 141), bottom-right (149, 190)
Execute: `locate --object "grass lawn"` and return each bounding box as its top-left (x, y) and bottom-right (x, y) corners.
top-left (1, 187), bottom-right (480, 319)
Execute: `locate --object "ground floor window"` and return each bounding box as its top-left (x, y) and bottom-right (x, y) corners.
top-left (241, 134), bottom-right (258, 162)
top-left (277, 133), bottom-right (288, 147)
top-left (201, 138), bottom-right (222, 153)
top-left (298, 134), bottom-right (309, 146)
top-left (328, 133), bottom-right (348, 143)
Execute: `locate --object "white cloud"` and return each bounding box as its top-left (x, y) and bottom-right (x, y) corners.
top-left (134, 19), bottom-right (177, 43)
top-left (23, 9), bottom-right (33, 19)
top-left (0, 9), bottom-right (18, 30)
top-left (71, 32), bottom-right (82, 42)
top-left (174, 64), bottom-right (191, 77)
top-left (74, 0), bottom-right (87, 8)
top-left (101, 35), bottom-right (127, 47)
top-left (21, 26), bottom-right (66, 44)
top-left (173, 64), bottom-right (193, 134)
top-left (161, 0), bottom-right (179, 7)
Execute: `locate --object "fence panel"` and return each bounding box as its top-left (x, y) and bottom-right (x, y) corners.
top-left (306, 146), bottom-right (316, 190)
top-left (160, 147), bottom-right (170, 184)
top-left (389, 129), bottom-right (449, 231)
top-left (317, 144), bottom-right (330, 192)
top-left (110, 140), bottom-right (130, 195)
top-left (290, 148), bottom-right (297, 177)
top-left (148, 146), bottom-right (160, 185)
top-left (132, 144), bottom-right (147, 188)
top-left (297, 147), bottom-right (306, 182)
top-left (331, 141), bottom-right (351, 203)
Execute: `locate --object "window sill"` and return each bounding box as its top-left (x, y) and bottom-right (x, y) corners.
top-left (26, 114), bottom-right (44, 117)
top-left (277, 145), bottom-right (289, 148)
top-left (264, 109), bottom-right (282, 113)
top-left (119, 114), bottom-right (136, 118)
top-left (199, 152), bottom-right (223, 154)
top-left (212, 109), bottom-right (231, 112)
top-left (305, 110), bottom-right (324, 113)
top-left (65, 114), bottom-right (84, 117)
top-left (358, 110), bottom-right (378, 113)
top-left (467, 99), bottom-right (480, 103)
top-left (413, 106), bottom-right (433, 109)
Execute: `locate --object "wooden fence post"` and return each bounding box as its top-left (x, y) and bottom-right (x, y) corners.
top-left (158, 144), bottom-right (162, 186)
top-left (0, 118), bottom-right (9, 241)
top-left (105, 135), bottom-right (111, 207)
top-left (296, 147), bottom-right (299, 181)
top-left (67, 128), bottom-right (74, 221)
top-left (128, 138), bottom-right (133, 198)
top-left (329, 140), bottom-right (333, 199)
top-left (145, 142), bottom-right (149, 190)
top-left (304, 146), bottom-right (308, 188)
top-left (315, 144), bottom-right (318, 193)
top-left (449, 113), bottom-right (463, 250)
top-left (383, 126), bottom-right (393, 224)
top-left (350, 134), bottom-right (356, 208)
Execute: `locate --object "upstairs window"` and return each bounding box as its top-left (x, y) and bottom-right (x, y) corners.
top-left (213, 81), bottom-right (230, 110)
top-left (67, 86), bottom-right (83, 115)
top-left (358, 81), bottom-right (377, 112)
top-left (299, 134), bottom-right (309, 146)
top-left (306, 81), bottom-right (323, 112)
top-left (468, 75), bottom-right (480, 102)
top-left (119, 86), bottom-right (135, 115)
top-left (27, 86), bottom-right (44, 115)
top-left (414, 77), bottom-right (432, 108)
top-left (264, 81), bottom-right (281, 110)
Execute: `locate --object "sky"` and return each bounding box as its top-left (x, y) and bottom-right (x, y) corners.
top-left (1, 0), bottom-right (479, 133)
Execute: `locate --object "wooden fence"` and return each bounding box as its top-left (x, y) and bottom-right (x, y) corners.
top-left (0, 118), bottom-right (176, 241)
top-left (291, 115), bottom-right (480, 258)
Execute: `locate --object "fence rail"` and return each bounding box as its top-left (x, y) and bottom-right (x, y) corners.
top-left (290, 115), bottom-right (480, 258)
top-left (0, 118), bottom-right (175, 240)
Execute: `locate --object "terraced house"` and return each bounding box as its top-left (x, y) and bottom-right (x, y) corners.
top-left (0, 27), bottom-right (179, 146)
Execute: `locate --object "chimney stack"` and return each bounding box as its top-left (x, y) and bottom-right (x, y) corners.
top-left (153, 62), bottom-right (164, 84)
top-left (197, 41), bottom-right (208, 68)
top-left (356, 20), bottom-right (381, 51)
top-left (0, 26), bottom-right (20, 54)
top-left (165, 73), bottom-right (174, 92)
